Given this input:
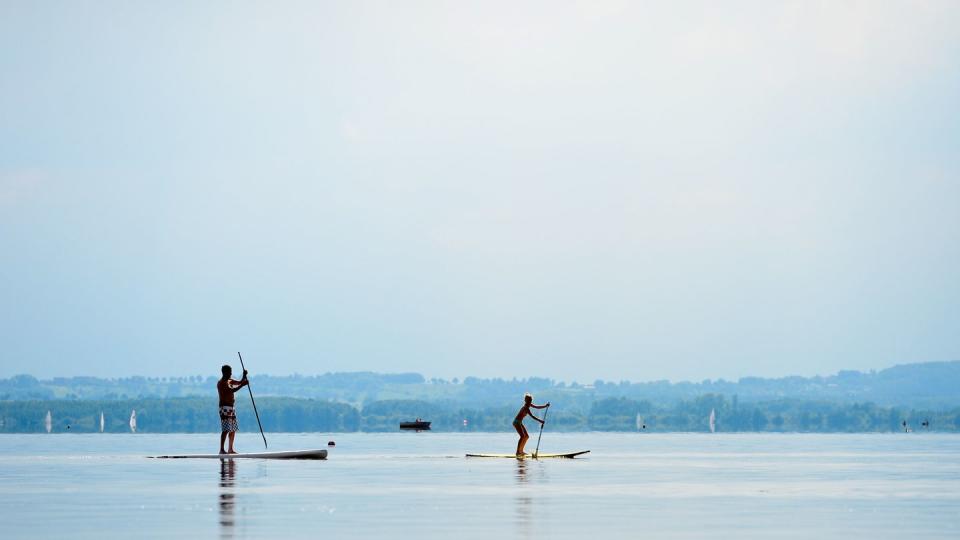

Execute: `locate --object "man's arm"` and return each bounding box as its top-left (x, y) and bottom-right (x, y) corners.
top-left (531, 402), bottom-right (550, 410)
top-left (229, 371), bottom-right (250, 392)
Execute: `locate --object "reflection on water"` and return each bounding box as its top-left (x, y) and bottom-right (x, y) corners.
top-left (515, 458), bottom-right (528, 484)
top-left (515, 459), bottom-right (532, 536)
top-left (219, 459), bottom-right (236, 538)
top-left (514, 456), bottom-right (555, 536)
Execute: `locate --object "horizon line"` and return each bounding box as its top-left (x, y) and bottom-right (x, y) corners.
top-left (4, 359), bottom-right (956, 386)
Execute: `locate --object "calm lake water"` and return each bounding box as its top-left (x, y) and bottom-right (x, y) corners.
top-left (1, 432), bottom-right (958, 539)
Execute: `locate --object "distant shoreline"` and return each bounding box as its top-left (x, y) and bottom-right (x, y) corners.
top-left (3, 395), bottom-right (957, 434)
top-left (3, 361), bottom-right (959, 407)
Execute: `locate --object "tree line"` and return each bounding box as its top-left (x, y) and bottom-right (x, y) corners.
top-left (2, 395), bottom-right (957, 433)
top-left (2, 361), bottom-right (958, 410)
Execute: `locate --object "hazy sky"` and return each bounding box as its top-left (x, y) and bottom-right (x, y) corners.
top-left (1, 1), bottom-right (958, 382)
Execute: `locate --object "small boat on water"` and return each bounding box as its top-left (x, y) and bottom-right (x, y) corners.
top-left (400, 419), bottom-right (431, 430)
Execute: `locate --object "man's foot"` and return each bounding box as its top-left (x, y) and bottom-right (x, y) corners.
top-left (219, 450), bottom-right (227, 454)
top-left (228, 450), bottom-right (238, 454)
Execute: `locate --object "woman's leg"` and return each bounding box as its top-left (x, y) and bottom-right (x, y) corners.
top-left (514, 422), bottom-right (525, 455)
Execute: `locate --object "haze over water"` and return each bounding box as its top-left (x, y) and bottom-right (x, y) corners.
top-left (1, 432), bottom-right (957, 539)
top-left (2, 1), bottom-right (959, 383)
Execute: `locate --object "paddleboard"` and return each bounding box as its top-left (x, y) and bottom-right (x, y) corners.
top-left (150, 449), bottom-right (327, 460)
top-left (466, 450), bottom-right (589, 459)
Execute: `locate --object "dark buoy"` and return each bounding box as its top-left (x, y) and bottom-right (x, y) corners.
top-left (327, 441), bottom-right (335, 447)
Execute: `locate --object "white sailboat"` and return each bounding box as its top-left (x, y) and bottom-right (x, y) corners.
top-left (100, 412), bottom-right (105, 433)
top-left (709, 408), bottom-right (716, 433)
top-left (45, 410), bottom-right (52, 433)
top-left (636, 413), bottom-right (645, 431)
top-left (129, 410), bottom-right (137, 433)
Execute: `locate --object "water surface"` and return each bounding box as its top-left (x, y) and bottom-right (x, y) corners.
top-left (1, 433), bottom-right (957, 538)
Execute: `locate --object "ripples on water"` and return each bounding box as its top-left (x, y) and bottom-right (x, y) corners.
top-left (1, 433), bottom-right (958, 539)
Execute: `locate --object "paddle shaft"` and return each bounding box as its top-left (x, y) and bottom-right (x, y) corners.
top-left (237, 352), bottom-right (268, 449)
top-left (534, 405), bottom-right (549, 457)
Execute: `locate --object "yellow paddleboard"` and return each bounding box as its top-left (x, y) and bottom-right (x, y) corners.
top-left (466, 450), bottom-right (589, 459)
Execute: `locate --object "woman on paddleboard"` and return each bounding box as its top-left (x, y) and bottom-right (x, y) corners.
top-left (514, 393), bottom-right (549, 456)
top-left (218, 365), bottom-right (249, 454)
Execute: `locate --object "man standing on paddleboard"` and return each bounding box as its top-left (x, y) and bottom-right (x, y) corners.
top-left (218, 365), bottom-right (249, 454)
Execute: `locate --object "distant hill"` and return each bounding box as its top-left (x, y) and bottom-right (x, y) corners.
top-left (1, 361), bottom-right (957, 410)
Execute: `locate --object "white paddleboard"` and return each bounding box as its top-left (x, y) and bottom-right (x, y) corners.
top-left (466, 450), bottom-right (590, 459)
top-left (151, 449), bottom-right (328, 460)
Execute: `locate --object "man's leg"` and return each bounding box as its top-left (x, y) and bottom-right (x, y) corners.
top-left (220, 431), bottom-right (228, 453)
top-left (227, 431), bottom-right (237, 453)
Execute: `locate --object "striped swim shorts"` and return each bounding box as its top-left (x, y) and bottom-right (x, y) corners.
top-left (221, 417), bottom-right (239, 433)
top-left (220, 406), bottom-right (238, 433)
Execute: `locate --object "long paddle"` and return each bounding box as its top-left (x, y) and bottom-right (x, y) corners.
top-left (237, 352), bottom-right (267, 449)
top-left (533, 404), bottom-right (549, 458)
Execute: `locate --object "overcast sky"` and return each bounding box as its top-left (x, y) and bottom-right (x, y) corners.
top-left (1, 1), bottom-right (958, 382)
